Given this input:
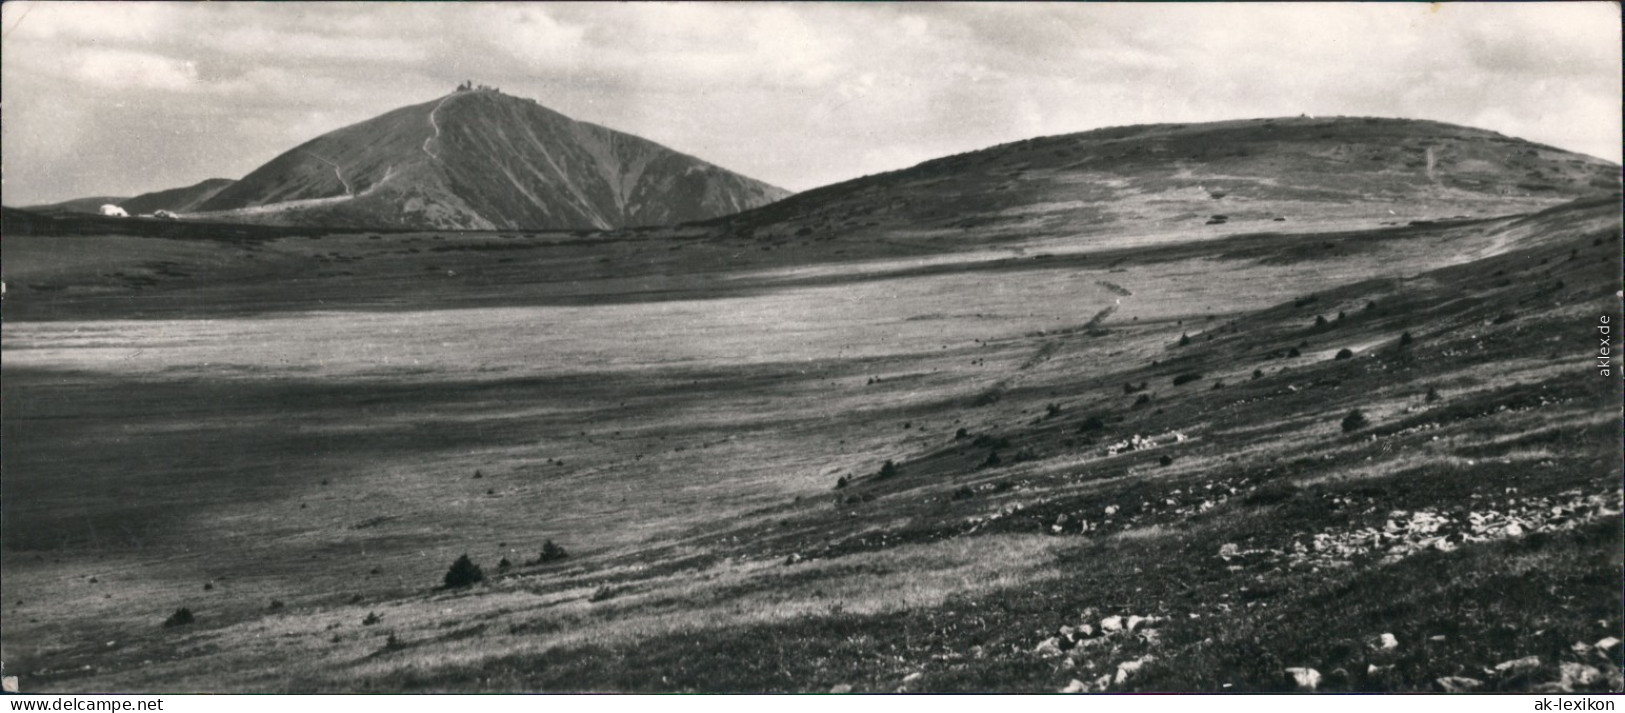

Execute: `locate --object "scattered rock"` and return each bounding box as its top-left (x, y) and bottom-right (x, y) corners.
top-left (1034, 637), bottom-right (1064, 657)
top-left (1115, 655), bottom-right (1155, 685)
top-left (1376, 633), bottom-right (1399, 650)
top-left (1596, 637), bottom-right (1621, 652)
top-left (1059, 679), bottom-right (1088, 693)
top-left (1285, 667), bottom-right (1321, 691)
top-left (829, 683), bottom-right (853, 694)
top-left (1126, 615), bottom-right (1161, 631)
top-left (1494, 656), bottom-right (1540, 675)
top-left (1101, 615), bottom-right (1124, 633)
top-left (1557, 662), bottom-right (1603, 688)
top-left (1436, 676), bottom-right (1483, 693)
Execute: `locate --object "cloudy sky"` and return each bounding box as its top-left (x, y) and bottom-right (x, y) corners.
top-left (2, 1), bottom-right (1619, 205)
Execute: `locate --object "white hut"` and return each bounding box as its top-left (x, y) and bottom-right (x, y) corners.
top-left (99, 204), bottom-right (128, 217)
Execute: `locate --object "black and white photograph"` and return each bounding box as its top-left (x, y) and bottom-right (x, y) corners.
top-left (1, 0), bottom-right (1621, 697)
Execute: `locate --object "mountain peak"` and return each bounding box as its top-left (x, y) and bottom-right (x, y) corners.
top-left (187, 91), bottom-right (789, 230)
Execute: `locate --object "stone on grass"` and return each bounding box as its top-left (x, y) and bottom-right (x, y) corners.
top-left (1596, 637), bottom-right (1621, 652)
top-left (1100, 615), bottom-right (1124, 633)
top-left (1436, 676), bottom-right (1483, 693)
top-left (1377, 633), bottom-right (1399, 650)
top-left (1494, 656), bottom-right (1541, 675)
top-left (829, 683), bottom-right (853, 694)
top-left (1115, 655), bottom-right (1155, 685)
top-left (1558, 663), bottom-right (1603, 688)
top-left (1034, 637), bottom-right (1063, 657)
top-left (1285, 667), bottom-right (1321, 691)
top-left (1060, 679), bottom-right (1088, 693)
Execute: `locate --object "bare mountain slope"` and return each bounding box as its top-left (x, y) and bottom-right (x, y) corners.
top-left (710, 116), bottom-right (1618, 247)
top-left (120, 178), bottom-right (237, 215)
top-left (191, 89), bottom-right (789, 230)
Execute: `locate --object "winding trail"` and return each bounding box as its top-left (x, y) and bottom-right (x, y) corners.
top-left (423, 95), bottom-right (453, 160)
top-left (300, 150), bottom-right (353, 196)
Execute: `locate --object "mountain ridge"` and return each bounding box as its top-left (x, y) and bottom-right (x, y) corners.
top-left (187, 89), bottom-right (790, 230)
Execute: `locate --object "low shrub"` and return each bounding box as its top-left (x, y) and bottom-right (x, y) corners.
top-left (536, 540), bottom-right (569, 564)
top-left (443, 554), bottom-right (484, 589)
top-left (163, 607), bottom-right (194, 628)
top-left (1341, 409), bottom-right (1370, 433)
top-left (1334, 348), bottom-right (1354, 360)
top-left (1172, 372), bottom-right (1203, 386)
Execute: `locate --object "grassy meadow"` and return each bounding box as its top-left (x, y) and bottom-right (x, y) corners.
top-left (1, 192), bottom-right (1620, 692)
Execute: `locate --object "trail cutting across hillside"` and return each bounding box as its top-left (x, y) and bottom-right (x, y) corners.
top-left (423, 95), bottom-right (453, 161)
top-left (300, 151), bottom-right (353, 197)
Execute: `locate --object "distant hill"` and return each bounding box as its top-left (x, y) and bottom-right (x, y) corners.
top-left (184, 88), bottom-right (789, 230)
top-left (23, 196), bottom-right (130, 215)
top-left (709, 116), bottom-right (1619, 245)
top-left (121, 178), bottom-right (237, 215)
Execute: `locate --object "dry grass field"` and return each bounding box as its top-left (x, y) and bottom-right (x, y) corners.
top-left (2, 121), bottom-right (1620, 692)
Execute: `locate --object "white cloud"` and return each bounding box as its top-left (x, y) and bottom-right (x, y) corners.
top-left (1, 1), bottom-right (1618, 206)
top-left (72, 48), bottom-right (197, 91)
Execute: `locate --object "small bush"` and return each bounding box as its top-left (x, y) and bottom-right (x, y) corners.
top-left (268, 600), bottom-right (285, 611)
top-left (1426, 387), bottom-right (1441, 403)
top-left (163, 607), bottom-right (195, 628)
top-left (1158, 454), bottom-right (1174, 467)
top-left (1334, 348), bottom-right (1354, 360)
top-left (1287, 347), bottom-right (1302, 358)
top-left (1399, 331), bottom-right (1414, 348)
top-left (1493, 312), bottom-right (1516, 325)
top-left (536, 540), bottom-right (568, 564)
top-left (1078, 416), bottom-right (1106, 432)
top-left (981, 450), bottom-right (1003, 468)
top-left (834, 476), bottom-right (849, 489)
top-left (589, 585), bottom-right (619, 603)
top-left (1211, 380), bottom-right (1225, 390)
top-left (1172, 372), bottom-right (1203, 386)
top-left (877, 460), bottom-right (898, 479)
top-left (1178, 333), bottom-right (1192, 347)
top-left (1252, 369), bottom-right (1264, 380)
top-left (1315, 315), bottom-right (1329, 328)
top-left (443, 554), bottom-right (484, 589)
top-left (1045, 403), bottom-right (1062, 418)
top-left (1133, 393), bottom-right (1153, 408)
top-left (1341, 409), bottom-right (1370, 433)
top-left (954, 427), bottom-right (969, 440)
top-left (952, 485), bottom-right (976, 501)
top-left (362, 611), bottom-right (382, 626)
top-left (497, 557), bottom-right (512, 571)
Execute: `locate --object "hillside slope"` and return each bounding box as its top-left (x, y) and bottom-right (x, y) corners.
top-left (712, 116), bottom-right (1618, 247)
top-left (120, 178), bottom-right (237, 215)
top-left (190, 89), bottom-right (789, 230)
